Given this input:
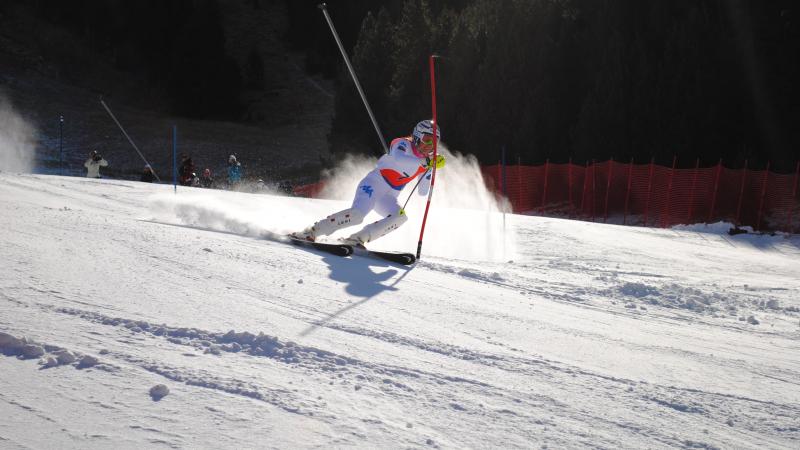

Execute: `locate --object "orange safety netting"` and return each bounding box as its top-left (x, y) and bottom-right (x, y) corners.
top-left (292, 161), bottom-right (799, 233)
top-left (482, 160), bottom-right (800, 233)
top-left (292, 181), bottom-right (326, 199)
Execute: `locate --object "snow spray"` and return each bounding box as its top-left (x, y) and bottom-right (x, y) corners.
top-left (0, 93), bottom-right (36, 173)
top-left (315, 146), bottom-right (516, 262)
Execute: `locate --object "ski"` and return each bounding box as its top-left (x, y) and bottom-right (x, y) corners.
top-left (283, 234), bottom-right (414, 265)
top-left (351, 246), bottom-right (416, 265)
top-left (287, 236), bottom-right (352, 257)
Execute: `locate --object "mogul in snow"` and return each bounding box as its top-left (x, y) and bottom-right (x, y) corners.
top-left (293, 119), bottom-right (445, 246)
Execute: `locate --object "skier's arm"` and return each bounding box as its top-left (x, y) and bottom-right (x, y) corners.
top-left (389, 146), bottom-right (426, 171)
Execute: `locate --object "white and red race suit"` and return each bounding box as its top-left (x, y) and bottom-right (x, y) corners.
top-left (299, 136), bottom-right (436, 244)
top-left (351, 136), bottom-right (432, 217)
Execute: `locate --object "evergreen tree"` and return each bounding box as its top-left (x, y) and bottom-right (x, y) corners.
top-left (387, 0), bottom-right (435, 133)
top-left (245, 45), bottom-right (266, 90)
top-left (329, 8), bottom-right (395, 156)
top-left (167, 0), bottom-right (242, 118)
top-left (322, 0), bottom-right (800, 169)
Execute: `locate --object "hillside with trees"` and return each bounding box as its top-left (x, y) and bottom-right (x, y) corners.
top-left (2, 0), bottom-right (797, 180)
top-left (314, 0), bottom-right (799, 172)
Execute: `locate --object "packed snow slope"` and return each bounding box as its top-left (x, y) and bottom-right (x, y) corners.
top-left (1, 172), bottom-right (799, 449)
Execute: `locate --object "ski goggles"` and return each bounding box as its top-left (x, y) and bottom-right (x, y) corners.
top-left (419, 135), bottom-right (436, 147)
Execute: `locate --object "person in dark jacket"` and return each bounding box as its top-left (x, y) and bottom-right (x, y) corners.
top-left (199, 168), bottom-right (214, 188)
top-left (141, 165), bottom-right (155, 183)
top-left (179, 154), bottom-right (195, 186)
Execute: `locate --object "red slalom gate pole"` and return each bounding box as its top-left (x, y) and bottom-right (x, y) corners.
top-left (416, 55), bottom-right (440, 260)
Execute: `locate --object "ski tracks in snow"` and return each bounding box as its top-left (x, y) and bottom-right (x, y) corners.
top-left (7, 295), bottom-right (798, 449)
top-left (3, 174), bottom-right (800, 448)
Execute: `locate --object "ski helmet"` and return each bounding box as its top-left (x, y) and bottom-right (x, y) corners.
top-left (412, 120), bottom-right (441, 144)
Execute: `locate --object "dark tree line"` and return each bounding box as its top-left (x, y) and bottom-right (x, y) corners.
top-left (6, 0), bottom-right (797, 171)
top-left (321, 0), bottom-right (800, 172)
top-left (285, 0), bottom-right (402, 78)
top-left (11, 0), bottom-right (246, 118)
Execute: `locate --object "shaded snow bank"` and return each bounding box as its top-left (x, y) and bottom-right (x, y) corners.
top-left (673, 221), bottom-right (800, 240)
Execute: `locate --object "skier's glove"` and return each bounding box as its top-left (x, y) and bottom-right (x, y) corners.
top-left (425, 154), bottom-right (445, 170)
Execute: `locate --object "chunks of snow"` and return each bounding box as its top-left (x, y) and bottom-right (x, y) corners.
top-left (78, 355), bottom-right (100, 368)
top-left (204, 344), bottom-right (222, 355)
top-left (149, 384), bottom-right (170, 400)
top-left (52, 350), bottom-right (76, 365)
top-left (766, 299), bottom-right (780, 310)
top-left (619, 282), bottom-right (659, 298)
top-left (40, 356), bottom-right (59, 368)
top-left (0, 331), bottom-right (21, 348)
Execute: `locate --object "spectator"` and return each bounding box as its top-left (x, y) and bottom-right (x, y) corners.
top-left (254, 179), bottom-right (267, 192)
top-left (84, 151), bottom-right (108, 178)
top-left (199, 168), bottom-right (214, 188)
top-left (141, 164), bottom-right (155, 183)
top-left (179, 153), bottom-right (195, 186)
top-left (227, 154), bottom-right (242, 189)
top-left (278, 180), bottom-right (293, 195)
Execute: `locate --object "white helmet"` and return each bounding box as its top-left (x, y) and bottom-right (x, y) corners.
top-left (412, 119), bottom-right (441, 144)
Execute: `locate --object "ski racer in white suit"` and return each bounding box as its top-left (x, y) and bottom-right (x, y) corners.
top-left (293, 120), bottom-right (445, 246)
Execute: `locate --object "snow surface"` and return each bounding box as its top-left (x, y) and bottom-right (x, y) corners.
top-left (1, 169), bottom-right (800, 449)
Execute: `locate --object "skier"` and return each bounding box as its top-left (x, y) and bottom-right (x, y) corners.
top-left (292, 119), bottom-right (445, 246)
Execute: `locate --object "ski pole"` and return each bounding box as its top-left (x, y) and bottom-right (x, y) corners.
top-left (416, 55), bottom-right (440, 260)
top-left (401, 168), bottom-right (431, 211)
top-left (100, 99), bottom-right (162, 182)
top-left (318, 3), bottom-right (388, 155)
